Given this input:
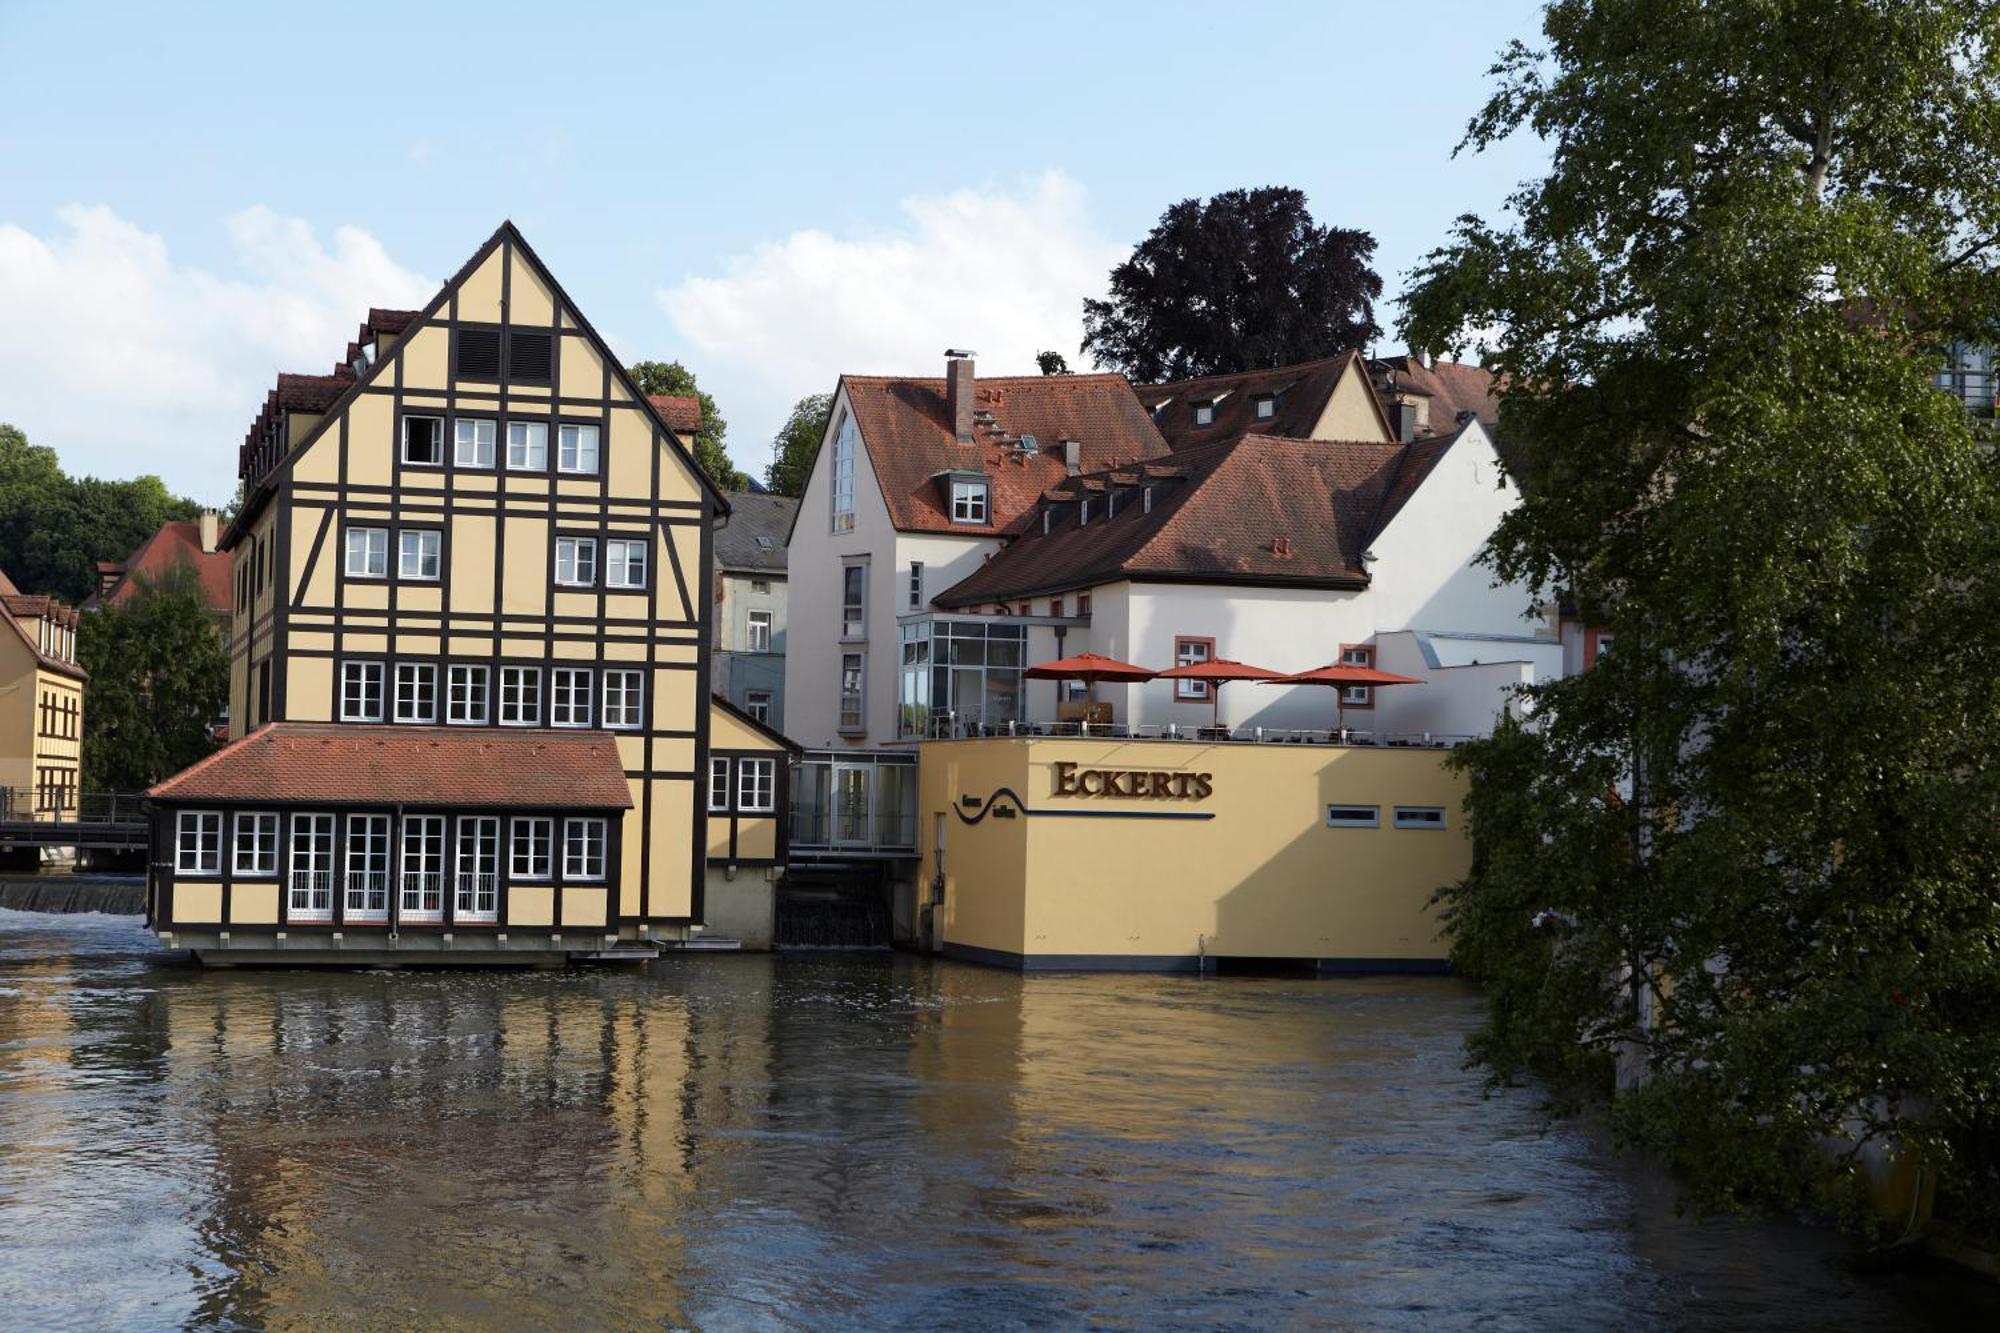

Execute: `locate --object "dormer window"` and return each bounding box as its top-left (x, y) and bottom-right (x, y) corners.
top-left (1193, 401), bottom-right (1216, 427)
top-left (950, 477), bottom-right (989, 525)
top-left (1254, 395), bottom-right (1276, 420)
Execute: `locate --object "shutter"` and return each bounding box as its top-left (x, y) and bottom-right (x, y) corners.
top-left (455, 329), bottom-right (501, 380)
top-left (508, 331), bottom-right (553, 384)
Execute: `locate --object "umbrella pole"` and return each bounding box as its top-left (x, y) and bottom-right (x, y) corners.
top-left (1212, 681), bottom-right (1221, 731)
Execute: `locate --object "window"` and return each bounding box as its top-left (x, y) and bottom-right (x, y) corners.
top-left (1078, 592), bottom-right (1092, 617)
top-left (737, 758), bottom-right (776, 813)
top-left (175, 811), bottom-right (221, 874)
top-left (455, 417), bottom-right (496, 467)
top-left (499, 666), bottom-right (541, 725)
top-left (1254, 395), bottom-right (1276, 420)
top-left (511, 818), bottom-right (553, 880)
top-left (1193, 401), bottom-right (1215, 426)
top-left (394, 662), bottom-right (438, 723)
top-left (841, 563), bottom-right (866, 639)
top-left (346, 815), bottom-right (390, 921)
top-left (455, 329), bottom-right (501, 380)
top-left (455, 817), bottom-right (500, 922)
top-left (1325, 805), bottom-right (1381, 829)
top-left (745, 690), bottom-right (772, 724)
top-left (950, 478), bottom-right (989, 524)
top-left (400, 815), bottom-right (446, 922)
top-left (399, 528), bottom-right (441, 580)
top-left (558, 423), bottom-right (600, 473)
top-left (751, 578), bottom-right (771, 594)
top-left (1174, 636), bottom-right (1214, 700)
top-left (602, 670), bottom-right (644, 729)
top-left (605, 539), bottom-right (647, 589)
top-left (288, 813), bottom-right (335, 922)
top-left (895, 617), bottom-right (1026, 738)
top-left (839, 652), bottom-right (865, 733)
top-left (345, 526), bottom-right (387, 578)
top-left (556, 537), bottom-right (597, 586)
top-left (563, 818), bottom-right (607, 880)
top-left (1049, 597), bottom-right (1064, 619)
top-left (507, 420), bottom-right (548, 470)
top-left (747, 610), bottom-right (773, 653)
top-left (234, 812), bottom-right (278, 876)
top-left (508, 330), bottom-right (553, 384)
top-left (908, 561), bottom-right (924, 609)
top-left (1340, 645), bottom-right (1374, 706)
top-left (340, 661), bottom-right (385, 721)
top-left (402, 415), bottom-right (444, 465)
top-left (447, 664), bottom-right (489, 724)
top-left (708, 757), bottom-right (731, 812)
top-left (551, 668), bottom-right (593, 727)
top-left (1394, 806), bottom-right (1447, 831)
top-left (830, 411), bottom-right (856, 532)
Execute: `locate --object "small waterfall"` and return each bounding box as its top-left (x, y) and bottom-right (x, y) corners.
top-left (0, 880), bottom-right (145, 915)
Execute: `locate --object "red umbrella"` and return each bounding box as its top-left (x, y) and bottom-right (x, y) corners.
top-left (1023, 651), bottom-right (1155, 704)
top-left (1155, 657), bottom-right (1285, 729)
top-left (1264, 663), bottom-right (1426, 733)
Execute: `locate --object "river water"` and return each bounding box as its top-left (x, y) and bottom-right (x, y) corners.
top-left (0, 909), bottom-right (1989, 1331)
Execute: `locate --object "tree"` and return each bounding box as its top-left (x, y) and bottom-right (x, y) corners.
top-left (1036, 350), bottom-right (1071, 376)
top-left (628, 360), bottom-right (747, 491)
top-left (1080, 187), bottom-right (1382, 382)
top-left (1404, 1), bottom-right (2000, 1233)
top-left (77, 566), bottom-right (228, 792)
top-left (765, 392), bottom-right (831, 497)
top-left (0, 422), bottom-right (202, 602)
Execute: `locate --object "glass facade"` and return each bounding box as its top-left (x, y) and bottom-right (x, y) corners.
top-left (898, 618), bottom-right (1026, 738)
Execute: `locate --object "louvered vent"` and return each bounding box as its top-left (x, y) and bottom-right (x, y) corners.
top-left (509, 331), bottom-right (553, 384)
top-left (455, 329), bottom-right (501, 380)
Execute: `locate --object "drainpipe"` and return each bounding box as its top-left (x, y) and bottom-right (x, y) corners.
top-left (388, 802), bottom-right (404, 941)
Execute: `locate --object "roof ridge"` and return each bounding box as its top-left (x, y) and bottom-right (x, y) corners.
top-left (1135, 351), bottom-right (1360, 393)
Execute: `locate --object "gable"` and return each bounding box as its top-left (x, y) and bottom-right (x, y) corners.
top-left (1311, 358), bottom-right (1394, 442)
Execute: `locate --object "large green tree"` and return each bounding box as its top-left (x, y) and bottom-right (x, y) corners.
top-left (627, 360), bottom-right (747, 491)
top-left (0, 423), bottom-right (202, 602)
top-left (77, 566), bottom-right (228, 792)
top-left (1081, 187), bottom-right (1382, 381)
top-left (1405, 1), bottom-right (2000, 1232)
top-left (765, 392), bottom-right (831, 497)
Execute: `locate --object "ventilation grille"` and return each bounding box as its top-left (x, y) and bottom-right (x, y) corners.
top-left (455, 330), bottom-right (501, 380)
top-left (509, 331), bottom-right (554, 384)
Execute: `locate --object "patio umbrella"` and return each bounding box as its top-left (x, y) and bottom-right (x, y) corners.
top-left (1155, 658), bottom-right (1286, 730)
top-left (1263, 663), bottom-right (1426, 733)
top-left (1022, 651), bottom-right (1156, 704)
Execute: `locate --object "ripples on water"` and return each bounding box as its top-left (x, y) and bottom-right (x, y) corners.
top-left (0, 907), bottom-right (1989, 1331)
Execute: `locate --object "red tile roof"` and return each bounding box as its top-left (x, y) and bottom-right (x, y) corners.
top-left (147, 724), bottom-right (635, 808)
top-left (841, 371), bottom-right (1172, 535)
top-left (647, 394), bottom-right (702, 435)
top-left (98, 520), bottom-right (234, 615)
top-left (1132, 351), bottom-right (1391, 451)
top-left (0, 582), bottom-right (84, 678)
top-left (933, 427), bottom-right (1469, 606)
top-left (1369, 356), bottom-right (1501, 435)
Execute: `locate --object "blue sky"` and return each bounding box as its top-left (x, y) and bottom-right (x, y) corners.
top-left (0, 0), bottom-right (1549, 502)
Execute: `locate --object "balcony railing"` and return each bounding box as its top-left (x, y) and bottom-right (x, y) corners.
top-left (345, 870), bottom-right (389, 920)
top-left (287, 870), bottom-right (334, 921)
top-left (400, 871), bottom-right (444, 921)
top-left (916, 714), bottom-right (1475, 749)
top-left (454, 872), bottom-right (498, 920)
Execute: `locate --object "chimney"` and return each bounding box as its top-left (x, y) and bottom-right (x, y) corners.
top-left (199, 510), bottom-right (219, 553)
top-left (944, 349), bottom-right (976, 442)
top-left (1394, 401), bottom-right (1420, 443)
top-left (1063, 440), bottom-right (1081, 475)
top-left (1410, 345), bottom-right (1435, 370)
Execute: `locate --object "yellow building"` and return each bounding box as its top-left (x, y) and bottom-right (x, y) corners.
top-left (145, 222), bottom-right (728, 964)
top-left (701, 695), bottom-right (798, 948)
top-left (914, 736), bottom-right (1469, 971)
top-left (0, 570), bottom-right (84, 819)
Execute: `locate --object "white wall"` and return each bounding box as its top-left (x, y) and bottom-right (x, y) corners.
top-left (1374, 631), bottom-right (1560, 738)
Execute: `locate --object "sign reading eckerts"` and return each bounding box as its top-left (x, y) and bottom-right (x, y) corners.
top-left (1050, 761), bottom-right (1213, 800)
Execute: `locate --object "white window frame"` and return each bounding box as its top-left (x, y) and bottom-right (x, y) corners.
top-left (605, 538), bottom-right (647, 589)
top-left (1174, 637), bottom-right (1214, 700)
top-left (447, 663), bottom-right (490, 725)
top-left (1254, 395), bottom-right (1276, 420)
top-left (707, 756), bottom-right (731, 812)
top-left (1325, 805), bottom-right (1381, 829)
top-left (745, 690), bottom-right (772, 724)
top-left (838, 652), bottom-right (865, 733)
top-left (1193, 401), bottom-right (1216, 426)
top-left (233, 811), bottom-right (278, 876)
top-left (737, 758), bottom-right (776, 814)
top-left (556, 536), bottom-right (598, 587)
top-left (949, 478), bottom-right (989, 525)
top-left (287, 813), bottom-right (336, 922)
top-left (176, 810), bottom-right (221, 874)
top-left (511, 817), bottom-right (553, 881)
top-left (602, 669), bottom-right (644, 729)
top-left (830, 411), bottom-right (856, 532)
top-left (558, 423), bottom-right (600, 474)
top-left (345, 527), bottom-right (388, 579)
top-left (746, 609), bottom-right (773, 653)
top-left (455, 417), bottom-right (496, 468)
top-left (454, 816), bottom-right (500, 923)
top-left (401, 414), bottom-right (444, 465)
top-left (1340, 645), bottom-right (1374, 706)
top-left (340, 660), bottom-right (385, 722)
top-left (840, 562), bottom-right (867, 640)
top-left (345, 814), bottom-right (391, 922)
top-left (551, 668), bottom-right (593, 728)
top-left (399, 528), bottom-right (441, 581)
top-left (1393, 806), bottom-right (1448, 831)
top-left (400, 814), bottom-right (446, 922)
top-left (563, 818), bottom-right (608, 881)
top-left (908, 561), bottom-right (924, 609)
top-left (393, 661), bottom-right (438, 724)
top-left (506, 419), bottom-right (548, 470)
top-left (499, 665), bottom-right (542, 726)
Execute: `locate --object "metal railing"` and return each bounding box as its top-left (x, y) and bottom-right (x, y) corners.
top-left (344, 870), bottom-right (389, 919)
top-left (399, 871), bottom-right (444, 920)
top-left (788, 807), bottom-right (918, 853)
top-left (915, 716), bottom-right (1476, 749)
top-left (0, 788), bottom-right (148, 826)
top-left (287, 869), bottom-right (334, 920)
top-left (454, 872), bottom-right (498, 920)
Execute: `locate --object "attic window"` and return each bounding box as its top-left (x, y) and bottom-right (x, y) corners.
top-left (455, 329), bottom-right (501, 380)
top-left (755, 535), bottom-right (774, 549)
top-left (1254, 395), bottom-right (1276, 420)
top-left (1193, 401), bottom-right (1216, 427)
top-left (508, 331), bottom-right (554, 384)
top-left (950, 478), bottom-right (989, 525)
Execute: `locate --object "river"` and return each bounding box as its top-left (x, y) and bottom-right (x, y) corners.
top-left (0, 908), bottom-right (1989, 1330)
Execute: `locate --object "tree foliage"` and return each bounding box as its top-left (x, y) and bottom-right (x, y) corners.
top-left (627, 360), bottom-right (747, 491)
top-left (1081, 187), bottom-right (1383, 381)
top-left (0, 423), bottom-right (201, 603)
top-left (1035, 350), bottom-right (1071, 375)
top-left (77, 565), bottom-right (228, 792)
top-left (1406, 1), bottom-right (2000, 1233)
top-left (765, 392), bottom-right (831, 498)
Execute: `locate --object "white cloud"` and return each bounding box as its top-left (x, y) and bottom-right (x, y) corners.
top-left (0, 205), bottom-right (431, 500)
top-left (660, 170), bottom-right (1120, 475)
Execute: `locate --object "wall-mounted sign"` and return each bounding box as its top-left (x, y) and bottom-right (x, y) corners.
top-left (1050, 761), bottom-right (1212, 800)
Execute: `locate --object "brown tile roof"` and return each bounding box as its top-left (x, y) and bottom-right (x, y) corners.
top-left (366, 308), bottom-right (421, 337)
top-left (147, 724), bottom-right (635, 808)
top-left (933, 427), bottom-right (1469, 607)
top-left (0, 586), bottom-right (84, 678)
top-left (647, 394), bottom-right (702, 435)
top-left (98, 520), bottom-right (234, 615)
top-left (1132, 351), bottom-right (1390, 451)
top-left (1369, 356), bottom-right (1501, 434)
top-left (842, 371), bottom-right (1171, 535)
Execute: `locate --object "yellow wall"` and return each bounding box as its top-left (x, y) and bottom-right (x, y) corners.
top-left (0, 621), bottom-right (85, 809)
top-left (916, 738), bottom-right (1468, 965)
top-left (1312, 359), bottom-right (1393, 442)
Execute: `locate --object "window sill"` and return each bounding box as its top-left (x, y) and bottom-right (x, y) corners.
top-left (554, 581), bottom-right (595, 590)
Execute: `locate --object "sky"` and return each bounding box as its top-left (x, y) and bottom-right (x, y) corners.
top-left (0, 0), bottom-right (1550, 503)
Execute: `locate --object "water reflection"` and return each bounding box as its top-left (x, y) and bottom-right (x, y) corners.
top-left (0, 909), bottom-right (1991, 1330)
